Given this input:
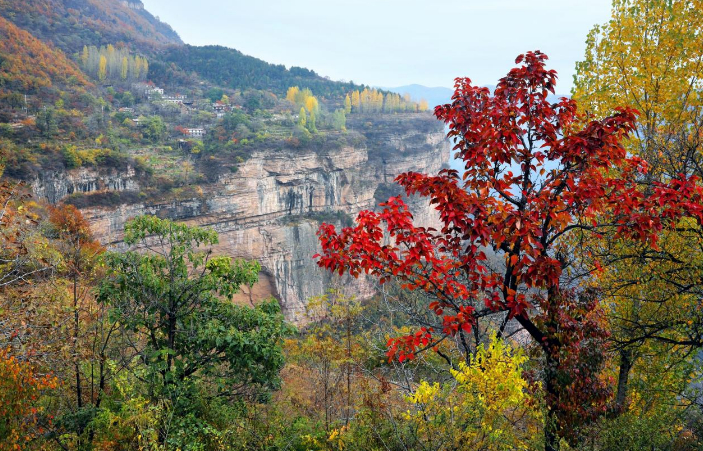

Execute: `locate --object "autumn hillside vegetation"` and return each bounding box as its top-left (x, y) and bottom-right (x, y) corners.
top-left (0, 0), bottom-right (181, 54)
top-left (153, 45), bottom-right (360, 98)
top-left (0, 16), bottom-right (90, 91)
top-left (2, 0), bottom-right (703, 450)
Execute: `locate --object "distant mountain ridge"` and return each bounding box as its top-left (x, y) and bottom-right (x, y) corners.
top-left (0, 0), bottom-right (416, 101)
top-left (152, 45), bottom-right (360, 97)
top-left (0, 0), bottom-right (181, 55)
top-left (0, 0), bottom-right (365, 97)
top-left (0, 0), bottom-right (367, 101)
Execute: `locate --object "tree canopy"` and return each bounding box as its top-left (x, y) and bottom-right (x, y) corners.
top-left (315, 51), bottom-right (703, 451)
top-left (99, 215), bottom-right (289, 444)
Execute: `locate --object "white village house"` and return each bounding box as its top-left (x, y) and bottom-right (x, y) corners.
top-left (185, 128), bottom-right (206, 138)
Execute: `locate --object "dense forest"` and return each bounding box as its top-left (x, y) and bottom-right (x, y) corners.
top-left (153, 45), bottom-right (361, 98)
top-left (1, 0), bottom-right (703, 450)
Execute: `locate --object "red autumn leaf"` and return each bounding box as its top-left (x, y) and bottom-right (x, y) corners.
top-left (314, 50), bottom-right (703, 443)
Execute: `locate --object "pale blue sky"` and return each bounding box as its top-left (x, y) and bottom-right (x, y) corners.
top-left (141, 0), bottom-right (613, 92)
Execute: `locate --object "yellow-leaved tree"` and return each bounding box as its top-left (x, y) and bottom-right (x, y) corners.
top-left (120, 56), bottom-right (128, 80)
top-left (97, 55), bottom-right (107, 82)
top-left (305, 95), bottom-right (319, 115)
top-left (573, 0), bottom-right (703, 446)
top-left (351, 90), bottom-right (360, 112)
top-left (404, 334), bottom-right (542, 451)
top-left (286, 86), bottom-right (300, 104)
top-left (573, 0), bottom-right (703, 173)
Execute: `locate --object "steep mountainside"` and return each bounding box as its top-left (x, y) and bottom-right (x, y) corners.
top-left (152, 45), bottom-right (358, 97)
top-left (0, 16), bottom-right (91, 90)
top-left (32, 114), bottom-right (451, 322)
top-left (0, 0), bottom-right (181, 54)
top-left (0, 0), bottom-right (451, 322)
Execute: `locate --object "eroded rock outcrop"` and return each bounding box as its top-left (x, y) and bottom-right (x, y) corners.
top-left (32, 165), bottom-right (141, 204)
top-left (37, 114), bottom-right (450, 322)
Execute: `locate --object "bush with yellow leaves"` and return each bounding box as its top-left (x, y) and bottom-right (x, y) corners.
top-left (404, 334), bottom-right (542, 451)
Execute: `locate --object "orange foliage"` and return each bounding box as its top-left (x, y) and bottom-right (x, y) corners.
top-left (0, 0), bottom-right (180, 55)
top-left (0, 348), bottom-right (57, 450)
top-left (0, 16), bottom-right (91, 91)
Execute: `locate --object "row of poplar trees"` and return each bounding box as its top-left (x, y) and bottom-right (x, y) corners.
top-left (345, 88), bottom-right (429, 114)
top-left (79, 45), bottom-right (148, 83)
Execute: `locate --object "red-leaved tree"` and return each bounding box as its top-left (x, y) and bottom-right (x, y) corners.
top-left (315, 51), bottom-right (703, 451)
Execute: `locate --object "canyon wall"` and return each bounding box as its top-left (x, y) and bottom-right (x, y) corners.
top-left (32, 114), bottom-right (451, 322)
top-left (32, 166), bottom-right (141, 205)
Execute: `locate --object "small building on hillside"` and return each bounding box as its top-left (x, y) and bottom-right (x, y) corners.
top-left (213, 101), bottom-right (232, 118)
top-left (145, 87), bottom-right (164, 98)
top-left (213, 101), bottom-right (230, 112)
top-left (185, 128), bottom-right (205, 138)
top-left (164, 95), bottom-right (187, 103)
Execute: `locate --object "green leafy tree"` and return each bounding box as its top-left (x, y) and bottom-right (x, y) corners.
top-left (62, 145), bottom-right (81, 169)
top-left (121, 91), bottom-right (135, 107)
top-left (99, 216), bottom-right (289, 443)
top-left (298, 107), bottom-right (307, 127)
top-left (344, 94), bottom-right (352, 114)
top-left (330, 109), bottom-right (346, 131)
top-left (307, 109), bottom-right (317, 133)
top-left (36, 107), bottom-right (58, 138)
top-left (143, 115), bottom-right (165, 143)
top-left (206, 87), bottom-right (224, 103)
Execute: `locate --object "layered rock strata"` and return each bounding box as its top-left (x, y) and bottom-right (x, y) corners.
top-left (35, 115), bottom-right (451, 322)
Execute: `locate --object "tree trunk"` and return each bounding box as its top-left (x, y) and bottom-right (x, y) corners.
top-left (324, 358), bottom-right (330, 432)
top-left (73, 272), bottom-right (85, 449)
top-left (345, 311), bottom-right (351, 426)
top-left (614, 348), bottom-right (633, 414)
top-left (87, 354), bottom-right (106, 445)
top-left (74, 274), bottom-right (83, 409)
top-left (544, 352), bottom-right (560, 451)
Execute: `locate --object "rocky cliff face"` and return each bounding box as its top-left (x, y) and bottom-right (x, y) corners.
top-left (32, 166), bottom-right (141, 205)
top-left (36, 114), bottom-right (450, 322)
